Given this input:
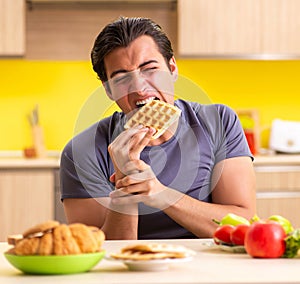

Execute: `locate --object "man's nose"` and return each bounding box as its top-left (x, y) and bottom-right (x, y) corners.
top-left (128, 71), bottom-right (147, 94)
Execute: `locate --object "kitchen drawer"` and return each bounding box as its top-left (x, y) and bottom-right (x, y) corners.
top-left (255, 166), bottom-right (300, 192)
top-left (0, 169), bottom-right (54, 241)
top-left (256, 196), bottom-right (300, 228)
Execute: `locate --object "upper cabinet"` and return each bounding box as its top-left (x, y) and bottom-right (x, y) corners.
top-left (178, 0), bottom-right (300, 58)
top-left (0, 0), bottom-right (25, 56)
top-left (25, 0), bottom-right (177, 60)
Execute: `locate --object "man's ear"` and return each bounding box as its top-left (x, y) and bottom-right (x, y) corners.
top-left (102, 80), bottom-right (113, 100)
top-left (169, 56), bottom-right (178, 82)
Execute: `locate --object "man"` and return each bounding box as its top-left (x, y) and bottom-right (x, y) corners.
top-left (60, 16), bottom-right (256, 239)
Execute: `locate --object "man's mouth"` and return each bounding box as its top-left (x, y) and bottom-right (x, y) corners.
top-left (136, 97), bottom-right (159, 108)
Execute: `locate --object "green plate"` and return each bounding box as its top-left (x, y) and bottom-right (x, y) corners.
top-left (4, 250), bottom-right (105, 275)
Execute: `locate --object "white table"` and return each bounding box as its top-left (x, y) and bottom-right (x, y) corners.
top-left (1, 239), bottom-right (300, 284)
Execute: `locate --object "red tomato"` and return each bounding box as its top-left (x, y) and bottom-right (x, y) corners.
top-left (230, 224), bottom-right (249, 246)
top-left (244, 221), bottom-right (286, 258)
top-left (213, 225), bottom-right (234, 245)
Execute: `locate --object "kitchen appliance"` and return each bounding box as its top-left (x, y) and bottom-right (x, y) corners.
top-left (269, 119), bottom-right (300, 153)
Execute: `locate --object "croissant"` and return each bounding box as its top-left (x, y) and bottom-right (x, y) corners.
top-left (7, 221), bottom-right (105, 256)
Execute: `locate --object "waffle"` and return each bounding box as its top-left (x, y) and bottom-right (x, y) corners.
top-left (110, 243), bottom-right (196, 260)
top-left (124, 100), bottom-right (181, 139)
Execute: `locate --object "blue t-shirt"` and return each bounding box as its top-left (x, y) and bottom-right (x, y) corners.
top-left (60, 100), bottom-right (252, 239)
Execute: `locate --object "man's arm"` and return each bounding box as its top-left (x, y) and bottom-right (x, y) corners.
top-left (163, 156), bottom-right (256, 237)
top-left (63, 197), bottom-right (139, 240)
top-left (111, 156), bottom-right (256, 238)
top-left (61, 126), bottom-right (155, 240)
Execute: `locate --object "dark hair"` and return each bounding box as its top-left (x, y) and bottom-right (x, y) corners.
top-left (91, 16), bottom-right (174, 82)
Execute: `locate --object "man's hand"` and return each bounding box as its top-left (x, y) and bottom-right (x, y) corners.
top-left (109, 159), bottom-right (183, 209)
top-left (108, 125), bottom-right (155, 180)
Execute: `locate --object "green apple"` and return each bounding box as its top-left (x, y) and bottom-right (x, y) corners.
top-left (268, 215), bottom-right (294, 234)
top-left (213, 213), bottom-right (250, 226)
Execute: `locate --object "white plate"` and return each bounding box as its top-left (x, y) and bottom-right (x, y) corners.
top-left (106, 256), bottom-right (193, 271)
top-left (219, 244), bottom-right (246, 253)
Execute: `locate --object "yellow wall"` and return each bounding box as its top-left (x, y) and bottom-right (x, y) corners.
top-left (1, 59), bottom-right (300, 151)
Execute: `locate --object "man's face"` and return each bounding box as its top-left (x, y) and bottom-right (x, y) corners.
top-left (103, 35), bottom-right (177, 114)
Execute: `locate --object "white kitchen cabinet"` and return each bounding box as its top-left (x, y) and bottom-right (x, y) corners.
top-left (0, 168), bottom-right (55, 241)
top-left (178, 0), bottom-right (300, 57)
top-left (0, 0), bottom-right (25, 56)
top-left (254, 161), bottom-right (300, 228)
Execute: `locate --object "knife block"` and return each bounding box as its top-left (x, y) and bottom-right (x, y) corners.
top-left (32, 125), bottom-right (47, 158)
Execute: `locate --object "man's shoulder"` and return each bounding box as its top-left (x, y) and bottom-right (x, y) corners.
top-left (62, 111), bottom-right (124, 154)
top-left (176, 99), bottom-right (235, 119)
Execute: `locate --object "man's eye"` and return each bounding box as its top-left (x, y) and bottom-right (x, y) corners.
top-left (112, 74), bottom-right (130, 84)
top-left (142, 67), bottom-right (158, 75)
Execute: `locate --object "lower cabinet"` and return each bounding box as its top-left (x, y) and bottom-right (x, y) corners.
top-left (255, 165), bottom-right (300, 228)
top-left (0, 169), bottom-right (55, 241)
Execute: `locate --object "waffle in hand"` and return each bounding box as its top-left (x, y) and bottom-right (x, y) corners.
top-left (124, 100), bottom-right (181, 139)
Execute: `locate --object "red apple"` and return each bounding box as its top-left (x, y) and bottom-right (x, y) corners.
top-left (244, 221), bottom-right (286, 258)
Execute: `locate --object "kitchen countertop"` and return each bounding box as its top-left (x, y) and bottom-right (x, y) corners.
top-left (0, 158), bottom-right (60, 169)
top-left (0, 151), bottom-right (60, 169)
top-left (0, 158), bottom-right (59, 169)
top-left (1, 239), bottom-right (300, 284)
top-left (254, 154), bottom-right (300, 166)
top-left (1, 151), bottom-right (300, 169)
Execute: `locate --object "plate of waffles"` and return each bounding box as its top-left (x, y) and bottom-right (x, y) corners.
top-left (218, 244), bottom-right (246, 253)
top-left (107, 242), bottom-right (195, 271)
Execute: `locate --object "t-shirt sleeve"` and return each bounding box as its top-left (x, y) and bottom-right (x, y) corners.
top-left (214, 104), bottom-right (253, 163)
top-left (60, 125), bottom-right (114, 200)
